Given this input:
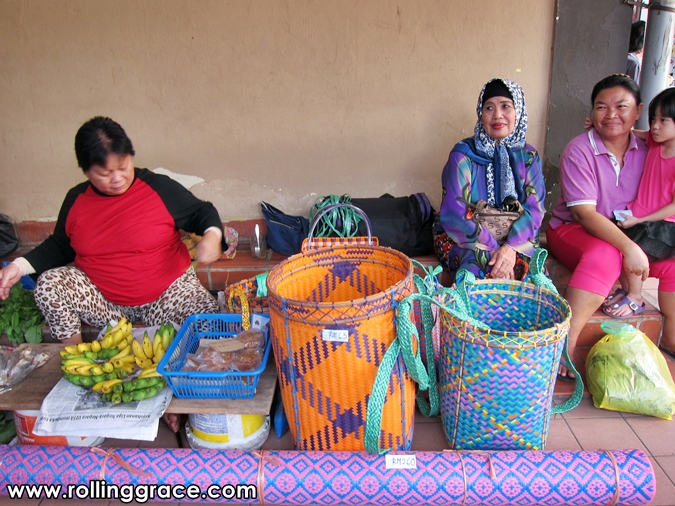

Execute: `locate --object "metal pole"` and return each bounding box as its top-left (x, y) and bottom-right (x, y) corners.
top-left (637, 0), bottom-right (675, 129)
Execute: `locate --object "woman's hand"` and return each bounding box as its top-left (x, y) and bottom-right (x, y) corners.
top-left (196, 229), bottom-right (223, 265)
top-left (487, 244), bottom-right (517, 279)
top-left (617, 214), bottom-right (641, 228)
top-left (623, 242), bottom-right (650, 281)
top-left (0, 263), bottom-right (22, 300)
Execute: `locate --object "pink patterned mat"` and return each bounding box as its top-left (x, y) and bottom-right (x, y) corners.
top-left (0, 446), bottom-right (655, 504)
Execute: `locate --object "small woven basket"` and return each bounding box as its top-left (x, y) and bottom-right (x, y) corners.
top-left (222, 273), bottom-right (269, 314)
top-left (437, 249), bottom-right (579, 450)
top-left (267, 204), bottom-right (418, 453)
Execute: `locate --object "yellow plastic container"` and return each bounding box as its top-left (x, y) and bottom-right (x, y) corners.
top-left (186, 414), bottom-right (269, 450)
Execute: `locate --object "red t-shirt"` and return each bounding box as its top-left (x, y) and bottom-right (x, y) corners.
top-left (25, 168), bottom-right (223, 306)
top-left (66, 179), bottom-right (190, 305)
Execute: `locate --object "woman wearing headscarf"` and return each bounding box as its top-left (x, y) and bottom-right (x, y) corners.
top-left (434, 78), bottom-right (546, 282)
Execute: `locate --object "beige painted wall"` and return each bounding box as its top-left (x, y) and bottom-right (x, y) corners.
top-left (0, 0), bottom-right (554, 222)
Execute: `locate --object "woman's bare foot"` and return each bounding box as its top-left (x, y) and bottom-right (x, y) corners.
top-left (603, 293), bottom-right (645, 318)
top-left (602, 288), bottom-right (627, 308)
top-left (557, 362), bottom-right (575, 381)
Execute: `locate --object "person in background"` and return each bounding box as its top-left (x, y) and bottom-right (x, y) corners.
top-left (626, 21), bottom-right (646, 84)
top-left (0, 117), bottom-right (223, 341)
top-left (433, 78), bottom-right (546, 283)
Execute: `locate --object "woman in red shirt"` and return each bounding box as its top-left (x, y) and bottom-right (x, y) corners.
top-left (0, 117), bottom-right (223, 344)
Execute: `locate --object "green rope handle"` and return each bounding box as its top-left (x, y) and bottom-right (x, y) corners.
top-left (453, 270), bottom-right (476, 320)
top-left (412, 259), bottom-right (443, 293)
top-left (410, 260), bottom-right (443, 417)
top-left (364, 338), bottom-right (402, 454)
top-left (442, 270), bottom-right (491, 329)
top-left (309, 195), bottom-right (363, 238)
top-left (527, 248), bottom-right (558, 293)
top-left (551, 342), bottom-right (584, 414)
top-left (527, 248), bottom-right (583, 414)
top-left (364, 262), bottom-right (445, 453)
top-left (365, 290), bottom-right (454, 453)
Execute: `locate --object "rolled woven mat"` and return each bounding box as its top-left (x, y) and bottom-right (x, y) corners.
top-left (0, 446), bottom-right (655, 504)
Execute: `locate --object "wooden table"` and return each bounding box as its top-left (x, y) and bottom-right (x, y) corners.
top-left (0, 343), bottom-right (277, 415)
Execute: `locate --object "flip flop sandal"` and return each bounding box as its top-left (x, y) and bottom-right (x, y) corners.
top-left (602, 288), bottom-right (627, 307)
top-left (556, 371), bottom-right (575, 383)
top-left (602, 296), bottom-right (646, 319)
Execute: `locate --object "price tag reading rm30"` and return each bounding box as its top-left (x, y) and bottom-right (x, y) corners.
top-left (322, 329), bottom-right (349, 343)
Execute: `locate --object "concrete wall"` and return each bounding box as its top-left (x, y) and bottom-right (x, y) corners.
top-left (544, 0), bottom-right (633, 218)
top-left (0, 0), bottom-right (554, 222)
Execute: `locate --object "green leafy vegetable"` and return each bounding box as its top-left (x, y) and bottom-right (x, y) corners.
top-left (0, 284), bottom-right (44, 344)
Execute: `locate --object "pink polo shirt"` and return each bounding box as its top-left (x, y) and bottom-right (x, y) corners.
top-left (549, 129), bottom-right (647, 228)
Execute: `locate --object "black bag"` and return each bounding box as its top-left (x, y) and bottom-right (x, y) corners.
top-left (351, 193), bottom-right (435, 256)
top-left (260, 202), bottom-right (310, 256)
top-left (312, 194), bottom-right (435, 256)
top-left (0, 214), bottom-right (19, 258)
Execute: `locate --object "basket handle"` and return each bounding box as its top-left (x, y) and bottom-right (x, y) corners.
top-left (551, 343), bottom-right (584, 414)
top-left (365, 263), bottom-right (451, 453)
top-left (452, 247), bottom-right (556, 325)
top-left (527, 248), bottom-right (583, 411)
top-left (227, 288), bottom-right (251, 330)
top-left (306, 203), bottom-right (374, 249)
top-left (364, 338), bottom-right (403, 454)
top-left (526, 248), bottom-right (558, 293)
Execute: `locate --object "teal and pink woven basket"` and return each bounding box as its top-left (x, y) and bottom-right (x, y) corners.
top-left (398, 249), bottom-right (582, 451)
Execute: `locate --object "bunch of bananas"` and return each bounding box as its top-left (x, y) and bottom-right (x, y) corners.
top-left (90, 341), bottom-right (166, 403)
top-left (60, 318), bottom-right (136, 387)
top-left (132, 323), bottom-right (176, 370)
top-left (98, 323), bottom-right (175, 403)
top-left (60, 319), bottom-right (175, 403)
top-left (99, 376), bottom-right (166, 404)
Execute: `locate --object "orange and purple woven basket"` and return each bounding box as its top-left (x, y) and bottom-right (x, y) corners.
top-left (266, 204), bottom-right (418, 453)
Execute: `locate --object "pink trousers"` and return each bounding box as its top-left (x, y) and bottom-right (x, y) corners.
top-left (545, 222), bottom-right (675, 296)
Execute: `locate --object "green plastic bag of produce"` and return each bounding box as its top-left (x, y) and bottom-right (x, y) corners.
top-left (586, 321), bottom-right (675, 419)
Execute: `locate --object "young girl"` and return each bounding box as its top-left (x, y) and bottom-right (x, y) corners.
top-left (603, 87), bottom-right (675, 318)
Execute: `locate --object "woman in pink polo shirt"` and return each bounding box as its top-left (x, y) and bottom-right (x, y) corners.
top-left (547, 74), bottom-right (675, 381)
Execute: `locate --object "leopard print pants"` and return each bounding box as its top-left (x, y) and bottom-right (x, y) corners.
top-left (34, 266), bottom-right (219, 340)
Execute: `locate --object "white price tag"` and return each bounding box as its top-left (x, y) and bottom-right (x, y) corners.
top-left (385, 454), bottom-right (417, 469)
top-left (322, 329), bottom-right (349, 343)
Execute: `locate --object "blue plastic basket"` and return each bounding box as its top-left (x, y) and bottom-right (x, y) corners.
top-left (156, 313), bottom-right (271, 399)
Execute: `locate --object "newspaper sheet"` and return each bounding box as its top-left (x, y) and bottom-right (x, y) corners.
top-left (33, 377), bottom-right (172, 440)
